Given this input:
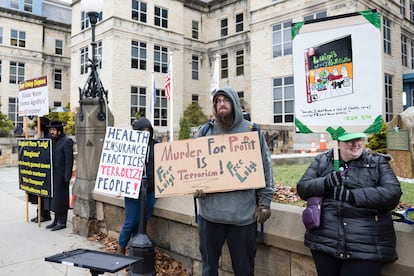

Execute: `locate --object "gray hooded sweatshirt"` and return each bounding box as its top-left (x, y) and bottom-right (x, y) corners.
top-left (196, 86), bottom-right (275, 226)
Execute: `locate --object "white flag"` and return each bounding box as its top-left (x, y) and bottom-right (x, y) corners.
top-left (210, 54), bottom-right (220, 100)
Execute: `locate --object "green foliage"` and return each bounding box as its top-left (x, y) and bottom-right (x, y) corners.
top-left (178, 117), bottom-right (191, 140)
top-left (366, 122), bottom-right (387, 153)
top-left (0, 105), bottom-right (14, 137)
top-left (183, 102), bottom-right (208, 127)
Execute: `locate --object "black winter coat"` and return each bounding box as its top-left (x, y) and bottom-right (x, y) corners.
top-left (297, 149), bottom-right (402, 263)
top-left (50, 134), bottom-right (74, 212)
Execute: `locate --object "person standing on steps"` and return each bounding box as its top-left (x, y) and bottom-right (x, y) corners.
top-left (45, 120), bottom-right (74, 231)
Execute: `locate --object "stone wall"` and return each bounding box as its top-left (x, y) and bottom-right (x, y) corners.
top-left (0, 138), bottom-right (18, 167)
top-left (93, 193), bottom-right (414, 276)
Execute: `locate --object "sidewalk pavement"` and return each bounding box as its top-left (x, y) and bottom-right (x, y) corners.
top-left (0, 166), bottom-right (124, 276)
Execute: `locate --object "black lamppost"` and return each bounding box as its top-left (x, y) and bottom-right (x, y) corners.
top-left (79, 0), bottom-right (107, 122)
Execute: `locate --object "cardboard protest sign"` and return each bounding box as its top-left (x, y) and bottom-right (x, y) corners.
top-left (154, 132), bottom-right (265, 198)
top-left (18, 76), bottom-right (49, 116)
top-left (94, 127), bottom-right (149, 199)
top-left (292, 10), bottom-right (383, 137)
top-left (18, 139), bottom-right (53, 197)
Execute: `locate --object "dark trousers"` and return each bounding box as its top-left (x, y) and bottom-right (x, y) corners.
top-left (198, 216), bottom-right (257, 276)
top-left (311, 250), bottom-right (384, 276)
top-left (53, 211), bottom-right (67, 225)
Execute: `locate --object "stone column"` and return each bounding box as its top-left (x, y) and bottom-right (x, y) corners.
top-left (72, 98), bottom-right (113, 237)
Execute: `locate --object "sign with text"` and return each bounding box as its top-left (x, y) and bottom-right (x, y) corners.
top-left (94, 127), bottom-right (149, 199)
top-left (154, 132), bottom-right (265, 198)
top-left (18, 139), bottom-right (52, 197)
top-left (18, 76), bottom-right (49, 116)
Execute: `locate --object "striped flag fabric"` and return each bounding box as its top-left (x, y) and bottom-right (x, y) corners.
top-left (164, 62), bottom-right (171, 100)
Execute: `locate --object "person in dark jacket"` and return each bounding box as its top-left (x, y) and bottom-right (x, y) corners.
top-left (297, 132), bottom-right (402, 276)
top-left (194, 86), bottom-right (275, 276)
top-left (45, 120), bottom-right (74, 231)
top-left (117, 117), bottom-right (156, 255)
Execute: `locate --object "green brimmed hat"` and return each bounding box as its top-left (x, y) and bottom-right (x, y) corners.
top-left (338, 132), bottom-right (367, 142)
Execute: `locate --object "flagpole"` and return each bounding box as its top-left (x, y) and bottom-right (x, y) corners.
top-left (169, 52), bottom-right (174, 142)
top-left (210, 53), bottom-right (220, 100)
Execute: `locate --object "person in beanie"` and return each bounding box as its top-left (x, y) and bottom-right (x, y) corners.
top-left (194, 86), bottom-right (275, 276)
top-left (117, 117), bottom-right (157, 255)
top-left (45, 120), bottom-right (74, 231)
top-left (297, 132), bottom-right (402, 276)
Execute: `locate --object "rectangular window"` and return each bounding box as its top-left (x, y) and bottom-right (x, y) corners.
top-left (131, 86), bottom-right (147, 123)
top-left (54, 69), bottom-right (62, 89)
top-left (154, 45), bottom-right (168, 73)
top-left (0, 27), bottom-right (2, 44)
top-left (9, 97), bottom-right (23, 126)
top-left (132, 0), bottom-right (147, 23)
top-left (192, 94), bottom-right (199, 103)
top-left (9, 61), bottom-right (24, 84)
top-left (385, 74), bottom-right (393, 122)
top-left (236, 50), bottom-right (244, 76)
top-left (383, 17), bottom-right (392, 55)
top-left (401, 0), bottom-right (406, 17)
top-left (221, 18), bottom-right (228, 37)
top-left (304, 10), bottom-right (327, 21)
top-left (411, 40), bottom-right (414, 69)
top-left (154, 6), bottom-right (168, 28)
top-left (272, 21), bottom-right (292, 58)
top-left (10, 0), bottom-right (19, 9)
top-left (236, 13), bottom-right (243, 33)
top-left (97, 40), bottom-right (102, 69)
top-left (10, 30), bottom-right (26, 48)
top-left (81, 11), bottom-right (103, 30)
top-left (192, 20), bottom-right (199, 40)
top-left (0, 60), bottom-right (2, 82)
top-left (80, 46), bottom-right (89, 75)
top-left (24, 0), bottom-right (33, 12)
top-left (402, 35), bottom-right (408, 67)
top-left (131, 40), bottom-right (147, 70)
top-left (53, 101), bottom-right (62, 108)
top-left (192, 55), bottom-right (199, 80)
top-left (221, 53), bottom-right (228, 79)
top-left (273, 76), bottom-right (294, 123)
top-left (55, 40), bottom-right (63, 55)
top-left (411, 1), bottom-right (414, 22)
top-left (155, 88), bottom-right (168, 126)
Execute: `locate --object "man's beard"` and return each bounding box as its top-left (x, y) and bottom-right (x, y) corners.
top-left (215, 109), bottom-right (234, 130)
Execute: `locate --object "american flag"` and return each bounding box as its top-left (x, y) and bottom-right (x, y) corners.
top-left (164, 65), bottom-right (171, 100)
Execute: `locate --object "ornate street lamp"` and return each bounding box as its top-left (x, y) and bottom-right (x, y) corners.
top-left (79, 0), bottom-right (107, 122)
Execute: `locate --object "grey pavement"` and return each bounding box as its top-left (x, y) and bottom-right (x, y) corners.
top-left (0, 166), bottom-right (125, 276)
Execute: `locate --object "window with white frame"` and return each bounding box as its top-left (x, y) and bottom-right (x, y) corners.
top-left (411, 1), bottom-right (414, 22)
top-left (131, 86), bottom-right (146, 123)
top-left (132, 0), bottom-right (147, 23)
top-left (236, 13), bottom-right (243, 32)
top-left (383, 17), bottom-right (392, 54)
top-left (54, 69), bottom-right (62, 89)
top-left (273, 76), bottom-right (294, 123)
top-left (131, 40), bottom-right (147, 70)
top-left (304, 10), bottom-right (327, 21)
top-left (221, 53), bottom-right (228, 78)
top-left (24, 0), bottom-right (32, 12)
top-left (155, 88), bottom-right (168, 126)
top-left (81, 11), bottom-right (102, 30)
top-left (192, 94), bottom-right (199, 103)
top-left (272, 21), bottom-right (292, 58)
top-left (401, 0), bottom-right (406, 17)
top-left (9, 61), bottom-right (24, 84)
top-left (10, 0), bottom-right (19, 9)
top-left (10, 30), bottom-right (25, 48)
top-left (192, 55), bottom-right (199, 80)
top-left (97, 40), bottom-right (102, 69)
top-left (221, 18), bottom-right (228, 37)
top-left (411, 40), bottom-right (414, 68)
top-left (402, 34), bottom-right (408, 67)
top-left (8, 97), bottom-right (23, 126)
top-left (0, 27), bottom-right (2, 44)
top-left (384, 73), bottom-right (393, 122)
top-left (236, 50), bottom-right (244, 76)
top-left (154, 6), bottom-right (168, 28)
top-left (80, 46), bottom-right (89, 75)
top-left (55, 39), bottom-right (63, 55)
top-left (154, 45), bottom-right (168, 73)
top-left (192, 20), bottom-right (199, 40)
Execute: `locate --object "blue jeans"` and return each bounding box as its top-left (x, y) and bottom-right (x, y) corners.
top-left (118, 192), bottom-right (155, 248)
top-left (198, 216), bottom-right (257, 276)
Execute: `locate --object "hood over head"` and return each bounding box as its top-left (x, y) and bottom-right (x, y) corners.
top-left (212, 86), bottom-right (243, 127)
top-left (132, 117), bottom-right (154, 138)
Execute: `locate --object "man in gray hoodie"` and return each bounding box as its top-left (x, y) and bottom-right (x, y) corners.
top-left (194, 86), bottom-right (275, 276)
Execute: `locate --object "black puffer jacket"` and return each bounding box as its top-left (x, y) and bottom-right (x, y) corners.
top-left (297, 149), bottom-right (402, 263)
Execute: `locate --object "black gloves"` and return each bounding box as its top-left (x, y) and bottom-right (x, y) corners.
top-left (332, 185), bottom-right (354, 203)
top-left (325, 171), bottom-right (342, 190)
top-left (193, 189), bottom-right (207, 199)
top-left (325, 171), bottom-right (354, 203)
top-left (254, 205), bottom-right (271, 223)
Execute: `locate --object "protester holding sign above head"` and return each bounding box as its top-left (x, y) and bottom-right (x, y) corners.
top-left (45, 120), bottom-right (74, 231)
top-left (193, 86), bottom-right (275, 276)
top-left (297, 132), bottom-right (402, 276)
top-left (117, 117), bottom-right (156, 255)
